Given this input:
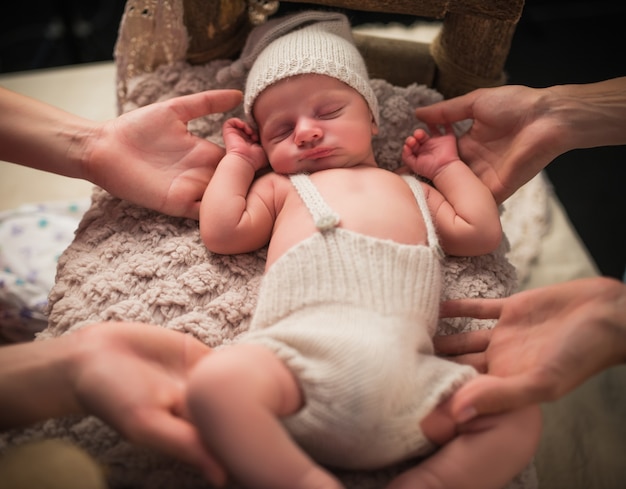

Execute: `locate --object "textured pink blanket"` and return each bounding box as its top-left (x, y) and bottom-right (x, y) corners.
top-left (0, 59), bottom-right (542, 489)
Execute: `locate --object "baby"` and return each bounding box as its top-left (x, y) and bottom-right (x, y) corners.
top-left (187, 11), bottom-right (541, 489)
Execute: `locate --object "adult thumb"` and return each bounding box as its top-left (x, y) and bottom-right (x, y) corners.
top-left (450, 375), bottom-right (537, 422)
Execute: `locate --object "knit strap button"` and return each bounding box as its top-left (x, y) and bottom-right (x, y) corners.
top-left (315, 214), bottom-right (340, 231)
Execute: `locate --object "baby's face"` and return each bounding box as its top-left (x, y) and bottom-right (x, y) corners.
top-left (253, 74), bottom-right (378, 174)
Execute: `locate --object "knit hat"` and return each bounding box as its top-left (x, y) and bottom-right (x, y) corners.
top-left (217, 11), bottom-right (379, 126)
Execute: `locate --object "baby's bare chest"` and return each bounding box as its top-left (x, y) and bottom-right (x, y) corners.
top-left (272, 170), bottom-right (428, 252)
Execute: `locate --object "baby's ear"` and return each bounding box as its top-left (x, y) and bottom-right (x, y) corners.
top-left (370, 116), bottom-right (379, 136)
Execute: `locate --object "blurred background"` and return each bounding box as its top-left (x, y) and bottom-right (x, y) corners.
top-left (0, 1), bottom-right (125, 73)
top-left (1, 0), bottom-right (624, 280)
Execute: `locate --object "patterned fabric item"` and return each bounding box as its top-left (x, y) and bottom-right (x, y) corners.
top-left (0, 199), bottom-right (90, 342)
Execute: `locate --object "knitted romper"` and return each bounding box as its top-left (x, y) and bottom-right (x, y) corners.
top-left (241, 173), bottom-right (478, 470)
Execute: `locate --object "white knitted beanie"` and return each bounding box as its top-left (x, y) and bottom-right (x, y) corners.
top-left (218, 11), bottom-right (379, 126)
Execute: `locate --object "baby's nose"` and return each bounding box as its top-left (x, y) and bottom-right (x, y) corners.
top-left (295, 118), bottom-right (322, 146)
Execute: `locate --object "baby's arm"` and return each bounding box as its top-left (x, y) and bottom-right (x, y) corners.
top-left (402, 128), bottom-right (502, 256)
top-left (200, 118), bottom-right (275, 254)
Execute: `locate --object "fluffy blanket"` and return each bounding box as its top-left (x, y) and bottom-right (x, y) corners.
top-left (0, 58), bottom-right (549, 488)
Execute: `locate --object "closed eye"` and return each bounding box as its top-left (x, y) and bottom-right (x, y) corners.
top-left (270, 125), bottom-right (293, 142)
top-left (317, 105), bottom-right (344, 120)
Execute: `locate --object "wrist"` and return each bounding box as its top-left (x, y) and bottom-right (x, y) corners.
top-left (0, 334), bottom-right (84, 429)
top-left (65, 120), bottom-right (103, 184)
top-left (583, 277), bottom-right (626, 369)
top-left (227, 148), bottom-right (266, 173)
top-left (544, 77), bottom-right (626, 153)
top-left (605, 280), bottom-right (626, 366)
top-left (62, 326), bottom-right (112, 416)
top-left (429, 157), bottom-right (465, 180)
top-left (50, 332), bottom-right (89, 418)
top-left (0, 87), bottom-right (100, 179)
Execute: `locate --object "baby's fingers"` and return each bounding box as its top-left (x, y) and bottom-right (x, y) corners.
top-left (401, 142), bottom-right (416, 163)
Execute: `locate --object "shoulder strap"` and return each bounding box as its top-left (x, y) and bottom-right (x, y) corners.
top-left (402, 175), bottom-right (443, 255)
top-left (289, 174), bottom-right (341, 231)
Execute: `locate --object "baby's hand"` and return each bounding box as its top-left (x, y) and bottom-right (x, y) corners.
top-left (222, 118), bottom-right (268, 172)
top-left (401, 127), bottom-right (461, 180)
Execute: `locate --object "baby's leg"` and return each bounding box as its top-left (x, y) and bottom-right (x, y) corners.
top-left (387, 390), bottom-right (542, 489)
top-left (186, 344), bottom-right (343, 489)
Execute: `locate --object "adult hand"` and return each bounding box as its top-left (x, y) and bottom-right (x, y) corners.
top-left (435, 277), bottom-right (626, 422)
top-left (85, 90), bottom-right (243, 219)
top-left (415, 78), bottom-right (626, 203)
top-left (414, 85), bottom-right (566, 204)
top-left (68, 323), bottom-right (226, 485)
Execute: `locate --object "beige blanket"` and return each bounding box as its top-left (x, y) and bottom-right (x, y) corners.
top-left (0, 59), bottom-right (549, 489)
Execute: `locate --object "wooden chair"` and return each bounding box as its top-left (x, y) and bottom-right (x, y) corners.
top-left (114, 0), bottom-right (524, 103)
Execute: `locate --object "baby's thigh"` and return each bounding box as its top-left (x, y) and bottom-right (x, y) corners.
top-left (188, 343), bottom-right (302, 415)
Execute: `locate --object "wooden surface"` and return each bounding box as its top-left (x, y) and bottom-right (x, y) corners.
top-left (176, 0), bottom-right (525, 97)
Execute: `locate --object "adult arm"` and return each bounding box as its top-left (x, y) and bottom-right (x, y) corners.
top-left (434, 277), bottom-right (626, 422)
top-left (0, 87), bottom-right (242, 219)
top-left (0, 322), bottom-right (225, 485)
top-left (414, 77), bottom-right (626, 203)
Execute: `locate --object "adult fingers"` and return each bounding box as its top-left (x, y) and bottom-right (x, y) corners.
top-left (132, 410), bottom-right (227, 486)
top-left (440, 298), bottom-right (504, 320)
top-left (179, 200), bottom-right (201, 221)
top-left (439, 352), bottom-right (488, 373)
top-left (180, 330), bottom-right (214, 367)
top-left (414, 91), bottom-right (478, 125)
top-left (168, 90), bottom-right (243, 122)
top-left (434, 329), bottom-right (492, 356)
top-left (127, 323), bottom-right (212, 366)
top-left (450, 375), bottom-right (540, 422)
